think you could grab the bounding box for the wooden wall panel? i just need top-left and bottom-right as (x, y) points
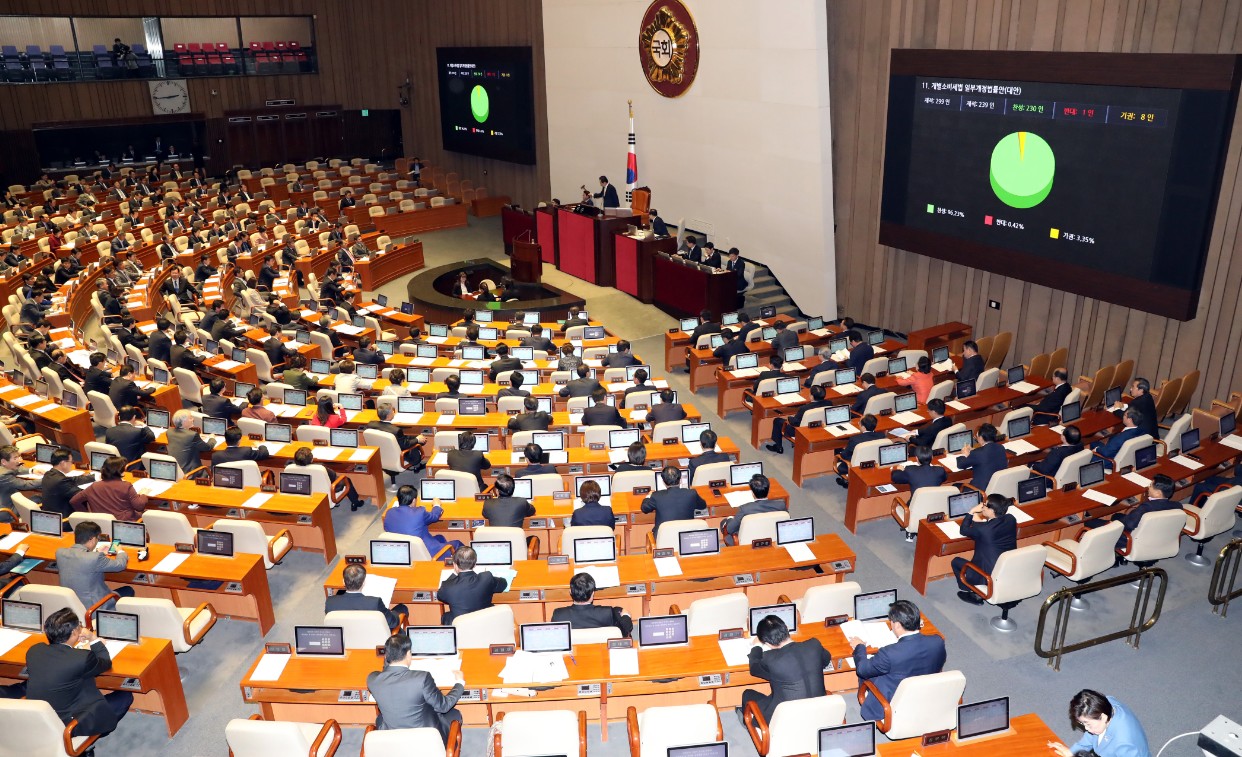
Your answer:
(0, 0), (549, 207)
(827, 0), (1242, 408)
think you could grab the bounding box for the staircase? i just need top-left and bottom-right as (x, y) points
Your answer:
(744, 263), (800, 318)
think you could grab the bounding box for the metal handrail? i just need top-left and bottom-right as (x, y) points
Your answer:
(1035, 567), (1167, 671)
(1208, 538), (1242, 617)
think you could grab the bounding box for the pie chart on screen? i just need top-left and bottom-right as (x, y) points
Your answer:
(990, 131), (1055, 209)
(471, 85), (490, 123)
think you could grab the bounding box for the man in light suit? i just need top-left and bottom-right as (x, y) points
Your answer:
(592, 175), (620, 208)
(721, 474), (785, 545)
(551, 572), (633, 637)
(327, 564), (407, 630)
(367, 633), (464, 739)
(952, 493), (1018, 604)
(56, 521), (135, 612)
(437, 546), (507, 624)
(26, 608), (132, 738)
(166, 409), (216, 474)
(742, 614), (833, 724)
(851, 600), (946, 722)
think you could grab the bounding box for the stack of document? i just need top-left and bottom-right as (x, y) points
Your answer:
(653, 556), (682, 577)
(730, 367), (761, 379)
(936, 520), (963, 539)
(1082, 489), (1116, 505)
(250, 653), (291, 682)
(311, 448), (340, 461)
(1122, 471), (1153, 488)
(783, 542), (816, 563)
(1007, 506), (1033, 524)
(775, 394), (805, 405)
(1219, 434), (1242, 451)
(1170, 455), (1204, 471)
(1002, 439), (1039, 455)
(783, 362), (806, 372)
(0, 628), (30, 656)
(1008, 380), (1039, 393)
(577, 564), (620, 589)
(132, 479), (176, 497)
(360, 574), (398, 605)
(939, 456), (963, 473)
(946, 400), (971, 411)
(499, 650), (569, 684)
(932, 359), (955, 372)
(827, 423), (861, 438)
(408, 657), (462, 687)
(488, 567), (518, 591)
(833, 384), (862, 395)
(890, 411), (924, 426)
(723, 490), (755, 508)
(839, 619), (898, 648)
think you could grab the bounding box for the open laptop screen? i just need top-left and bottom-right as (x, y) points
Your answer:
(854, 589), (897, 621)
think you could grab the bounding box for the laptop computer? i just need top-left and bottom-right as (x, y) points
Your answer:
(407, 626), (458, 657)
(853, 589), (897, 621)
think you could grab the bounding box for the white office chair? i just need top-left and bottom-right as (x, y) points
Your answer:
(14, 585), (103, 630)
(690, 461), (732, 488)
(324, 610), (394, 649)
(495, 710), (587, 757)
(794, 581), (860, 623)
(652, 519), (711, 552)
(861, 670), (967, 740)
(236, 417), (267, 438)
(983, 465), (1031, 500)
(736, 511), (790, 546)
(560, 525), (615, 558)
(1100, 433), (1154, 472)
(211, 519), (292, 569)
(217, 460), (264, 489)
(173, 367), (204, 405)
(1050, 448), (1094, 489)
(362, 724), (460, 757)
(141, 509), (196, 545)
(569, 626), (623, 646)
(115, 597), (217, 653)
(612, 469), (657, 494)
(682, 592), (749, 636)
(0, 699), (102, 757)
(927, 380), (954, 404)
(86, 390), (117, 429)
(520, 473), (565, 498)
(744, 695), (847, 757)
(932, 422), (968, 452)
(892, 485), (957, 538)
(1044, 521), (1124, 611)
(473, 526), (532, 562)
(452, 605), (515, 649)
(225, 716), (342, 757)
(362, 429), (414, 483)
(976, 367), (1001, 391)
(627, 703), (722, 757)
(11, 492), (41, 524)
(860, 391), (896, 416)
(436, 469), (481, 499)
(651, 420), (690, 443)
(1183, 486), (1242, 566)
(960, 544), (1048, 631)
(295, 425), (332, 445)
(67, 512), (115, 534)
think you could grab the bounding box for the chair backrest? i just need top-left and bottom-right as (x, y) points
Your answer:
(861, 356), (889, 377)
(115, 596), (205, 653)
(862, 391), (896, 416)
(987, 544), (1047, 604)
(295, 425), (331, 444)
(325, 610), (392, 649)
(87, 390), (117, 428)
(1000, 406), (1033, 431)
(612, 469), (658, 494)
(1053, 448), (1094, 488)
(1161, 414), (1192, 453)
(1082, 364), (1115, 409)
(1192, 486), (1242, 540)
(986, 465), (1030, 499)
(583, 425), (622, 447)
(655, 519), (711, 551)
(685, 592), (749, 636)
(885, 670), (968, 740)
(502, 710), (582, 757)
(795, 582), (860, 623)
(521, 473), (564, 497)
(976, 367), (1000, 391)
(173, 367), (204, 404)
(1049, 346), (1069, 375)
(361, 429), (407, 475)
(690, 461), (732, 488)
(932, 422), (967, 452)
(736, 510), (790, 545)
(217, 460), (262, 488)
(377, 530), (434, 562)
(1112, 433), (1154, 471)
(0, 699), (79, 757)
(67, 512), (115, 534)
(927, 379), (954, 404)
(1063, 521), (1125, 581)
(985, 331), (1012, 370)
(363, 727), (446, 756)
(11, 492), (41, 523)
(473, 526), (524, 563)
(436, 469), (480, 499)
(651, 420), (690, 443)
(1170, 370), (1200, 417)
(225, 718), (317, 755)
(1126, 509), (1189, 562)
(848, 439), (889, 467)
(569, 626), (623, 646)
(902, 485), (958, 533)
(766, 695), (848, 757)
(1111, 359), (1134, 392)
(142, 509), (195, 544)
(15, 585), (85, 624)
(452, 605), (515, 648)
(1153, 377), (1182, 421)
(211, 519), (275, 566)
(636, 703), (720, 757)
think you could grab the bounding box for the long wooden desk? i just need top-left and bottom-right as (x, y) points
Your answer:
(652, 253), (738, 320)
(424, 437), (742, 473)
(369, 202), (469, 237)
(0, 378), (96, 462)
(355, 241), (425, 292)
(879, 713), (1059, 755)
(664, 315), (797, 375)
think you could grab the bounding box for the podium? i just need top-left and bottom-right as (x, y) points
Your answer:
(535, 206), (559, 265)
(556, 207), (637, 287)
(652, 253), (739, 318)
(511, 238), (542, 284)
(614, 232), (676, 303)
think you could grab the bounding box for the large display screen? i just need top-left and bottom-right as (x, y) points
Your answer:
(880, 50), (1241, 320)
(436, 46), (536, 165)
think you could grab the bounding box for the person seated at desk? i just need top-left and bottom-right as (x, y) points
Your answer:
(1089, 473), (1184, 553)
(603, 442), (647, 474)
(896, 356), (935, 405)
(688, 429), (730, 483)
(559, 364), (603, 399)
(113, 316), (148, 352)
(648, 388), (688, 424)
(308, 396), (347, 429)
(209, 305), (245, 344)
(721, 473), (783, 546)
(622, 370), (656, 409)
(504, 397), (551, 433)
(1031, 369), (1072, 425)
(514, 443), (557, 477)
(447, 431), (491, 489)
(70, 456), (148, 522)
(1121, 378), (1159, 438)
(850, 599), (946, 722)
(552, 572), (634, 637)
(767, 320), (798, 355)
(909, 398), (952, 450)
(687, 309), (721, 350)
(108, 363), (155, 413)
(842, 329), (874, 376)
(452, 271), (472, 298)
(482, 474), (535, 528)
(956, 340), (984, 384)
(39, 448), (96, 520)
(952, 493), (1018, 604)
(1049, 689), (1150, 757)
(850, 373), (887, 415)
(28, 335), (54, 371)
(334, 360), (366, 396)
(368, 633), (465, 740)
(1091, 408), (1145, 471)
(241, 388), (277, 423)
(438, 546), (507, 624)
(167, 409), (216, 474)
(555, 342), (583, 374)
(366, 404), (426, 470)
(0, 445), (37, 522)
(260, 325), (295, 368)
(105, 406), (155, 464)
(741, 613), (832, 726)
(956, 423), (1008, 492)
(891, 445), (947, 501)
(352, 337), (384, 366)
(195, 254), (217, 284)
(148, 318), (174, 365)
(211, 426), (269, 467)
(603, 340), (641, 369)
(255, 257), (278, 293)
(639, 465), (706, 537)
(81, 352), (113, 396)
(570, 478), (614, 529)
(679, 235), (703, 263)
(289, 447), (365, 511)
(497, 371), (530, 399)
(19, 290), (51, 326)
(439, 374), (463, 401)
(268, 297), (294, 327)
(752, 353), (789, 394)
(275, 354), (319, 391)
(488, 344), (523, 382)
(1033, 425), (1084, 478)
(520, 330), (556, 354)
(699, 241), (722, 269)
(26, 608), (133, 741)
(713, 328), (749, 365)
(170, 330), (206, 372)
(57, 521), (135, 612)
(327, 563), (407, 631)
(583, 387), (626, 428)
(767, 383), (832, 454)
(834, 414), (885, 487)
(647, 208), (669, 237)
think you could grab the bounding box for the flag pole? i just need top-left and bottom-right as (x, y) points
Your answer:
(626, 99), (637, 205)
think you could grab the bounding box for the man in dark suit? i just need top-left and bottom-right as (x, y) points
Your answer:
(769, 320), (798, 354)
(148, 319), (174, 365)
(1033, 425), (1084, 478)
(835, 414), (886, 486)
(845, 329), (875, 376)
(891, 445), (948, 498)
(39, 448), (96, 519)
(558, 364), (603, 399)
(647, 389), (688, 424)
(513, 444), (557, 477)
(326, 564), (407, 630)
(648, 208), (669, 237)
(602, 339), (640, 369)
(767, 384), (833, 454)
(850, 373), (888, 415)
(910, 399), (953, 450)
(169, 330), (206, 372)
(1104, 474), (1184, 550)
(582, 388), (626, 428)
(722, 474), (784, 545)
(105, 407), (156, 464)
(365, 405), (426, 468)
(742, 614), (833, 725)
(952, 493), (1019, 604)
(641, 466), (706, 538)
(507, 397), (553, 432)
(956, 340), (985, 384)
(1092, 408), (1146, 470)
(446, 431), (491, 489)
(481, 474), (535, 528)
(753, 354), (790, 394)
(437, 546), (508, 624)
(569, 479), (615, 529)
(202, 378), (242, 422)
(195, 254), (217, 284)
(687, 309), (720, 350)
(1032, 369), (1073, 424)
(621, 370), (656, 408)
(551, 572), (634, 636)
(83, 353), (113, 396)
(487, 344), (524, 382)
(211, 426), (270, 467)
(108, 363), (155, 410)
(368, 635), (465, 740)
(26, 608), (132, 738)
(713, 329), (749, 365)
(261, 326), (295, 367)
(679, 236), (702, 262)
(687, 429), (729, 485)
(851, 600), (946, 721)
(609, 442), (650, 473)
(1125, 378), (1160, 438)
(591, 175), (620, 208)
(352, 337), (384, 366)
(725, 248), (746, 299)
(956, 423), (1008, 492)
(700, 242), (722, 269)
(161, 269), (199, 307)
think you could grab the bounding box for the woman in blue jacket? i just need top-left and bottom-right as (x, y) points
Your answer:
(1049, 689), (1150, 757)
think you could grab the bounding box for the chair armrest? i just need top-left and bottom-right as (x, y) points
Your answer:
(360, 725), (375, 757)
(327, 473), (349, 505)
(0, 574), (27, 597)
(1212, 399), (1238, 412)
(184, 465), (210, 480)
(958, 561), (993, 600)
(743, 699), (770, 756)
(446, 718), (463, 757)
(1042, 541), (1078, 577)
(644, 531), (655, 554)
(1153, 440), (1167, 456)
(668, 603), (681, 615)
(261, 469), (275, 486)
(891, 496), (910, 528)
(1183, 506), (1202, 536)
(1115, 530), (1134, 556)
(858, 679), (893, 732)
(958, 483), (983, 495)
(123, 459), (145, 471)
(85, 592), (121, 630)
(309, 719), (341, 757)
(627, 706), (641, 757)
(576, 710), (588, 757)
(525, 535), (540, 560)
(432, 544), (454, 561)
(394, 610), (408, 631)
(776, 593), (791, 604)
(63, 718), (100, 757)
(267, 528), (293, 564)
(182, 602), (217, 646)
(1031, 410), (1061, 421)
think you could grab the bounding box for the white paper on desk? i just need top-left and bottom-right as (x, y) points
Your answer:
(723, 490), (755, 508)
(578, 564), (620, 590)
(151, 553), (190, 573)
(832, 350), (849, 362)
(131, 479), (175, 498)
(240, 493), (274, 510)
(840, 619), (898, 649)
(277, 406), (302, 418)
(810, 328), (832, 338)
(1171, 455), (1205, 471)
(101, 639), (130, 661)
(55, 338), (77, 349)
(876, 484), (898, 494)
(828, 423), (861, 438)
(833, 383), (862, 396)
(488, 567), (517, 592)
(427, 336), (448, 345)
(10, 394), (40, 407)
(652, 380), (669, 389)
(566, 413), (584, 425)
(500, 650), (569, 684)
(1082, 489), (1116, 505)
(0, 385), (23, 397)
(946, 400), (970, 411)
(361, 573), (398, 606)
(730, 367), (760, 379)
(936, 520), (963, 539)
(439, 568), (456, 585)
(776, 394), (805, 405)
(890, 411), (923, 426)
(653, 556), (682, 577)
(939, 456), (963, 473)
(1123, 472), (1153, 488)
(608, 448), (629, 464)
(1008, 380), (1039, 394)
(783, 542), (816, 563)
(0, 627), (30, 656)
(336, 325), (364, 336)
(931, 360), (954, 372)
(1008, 506), (1033, 524)
(311, 448), (340, 461)
(1219, 434), (1242, 450)
(783, 362), (806, 373)
(408, 657), (462, 688)
(349, 448), (371, 462)
(1049, 424), (1066, 435)
(214, 359), (242, 371)
(0, 531), (30, 550)
(430, 452), (448, 467)
(719, 636), (755, 666)
(250, 653), (291, 682)
(609, 647), (639, 676)
(1003, 439), (1039, 456)
(393, 413), (426, 425)
(629, 410), (648, 422)
(888, 428), (914, 441)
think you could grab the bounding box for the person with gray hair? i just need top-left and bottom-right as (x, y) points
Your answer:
(165, 409), (216, 473)
(325, 563), (407, 630)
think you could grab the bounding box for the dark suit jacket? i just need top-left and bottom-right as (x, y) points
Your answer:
(647, 403), (687, 424)
(602, 353), (639, 369)
(149, 331), (173, 363)
(211, 444), (270, 466)
(748, 638), (833, 722)
(1114, 498), (1182, 548)
(446, 449), (491, 488)
(263, 337), (292, 366)
(841, 430), (887, 462)
(559, 378), (603, 398)
(83, 367), (112, 395)
(482, 497), (535, 528)
(40, 468), (96, 519)
(891, 464), (948, 495)
(851, 385), (887, 415)
(641, 487), (706, 536)
(488, 357), (524, 382)
(366, 666), (463, 733)
(570, 501), (616, 529)
(108, 377), (153, 409)
(1034, 382), (1073, 415)
(688, 321), (721, 348)
(910, 416), (953, 450)
(959, 513), (1018, 576)
(957, 442), (1008, 491)
(725, 498), (784, 537)
(1093, 426), (1145, 468)
(803, 361), (835, 388)
(594, 184), (620, 207)
(202, 393), (241, 420)
(714, 340), (749, 364)
(167, 427), (215, 473)
(354, 348), (384, 366)
(170, 344), (205, 371)
(582, 404), (626, 428)
(1033, 444), (1084, 477)
(854, 632), (947, 722)
(622, 383), (656, 407)
(25, 641), (119, 736)
(365, 420), (416, 451)
(770, 329), (798, 354)
(438, 570), (507, 623)
(514, 463), (558, 477)
(551, 603), (634, 637)
(957, 354), (985, 383)
(788, 400), (833, 428)
(752, 369), (788, 394)
(104, 423), (155, 463)
(848, 342), (875, 376)
(1128, 392), (1159, 437)
(507, 412), (553, 432)
(688, 450), (730, 484)
(326, 590), (401, 629)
